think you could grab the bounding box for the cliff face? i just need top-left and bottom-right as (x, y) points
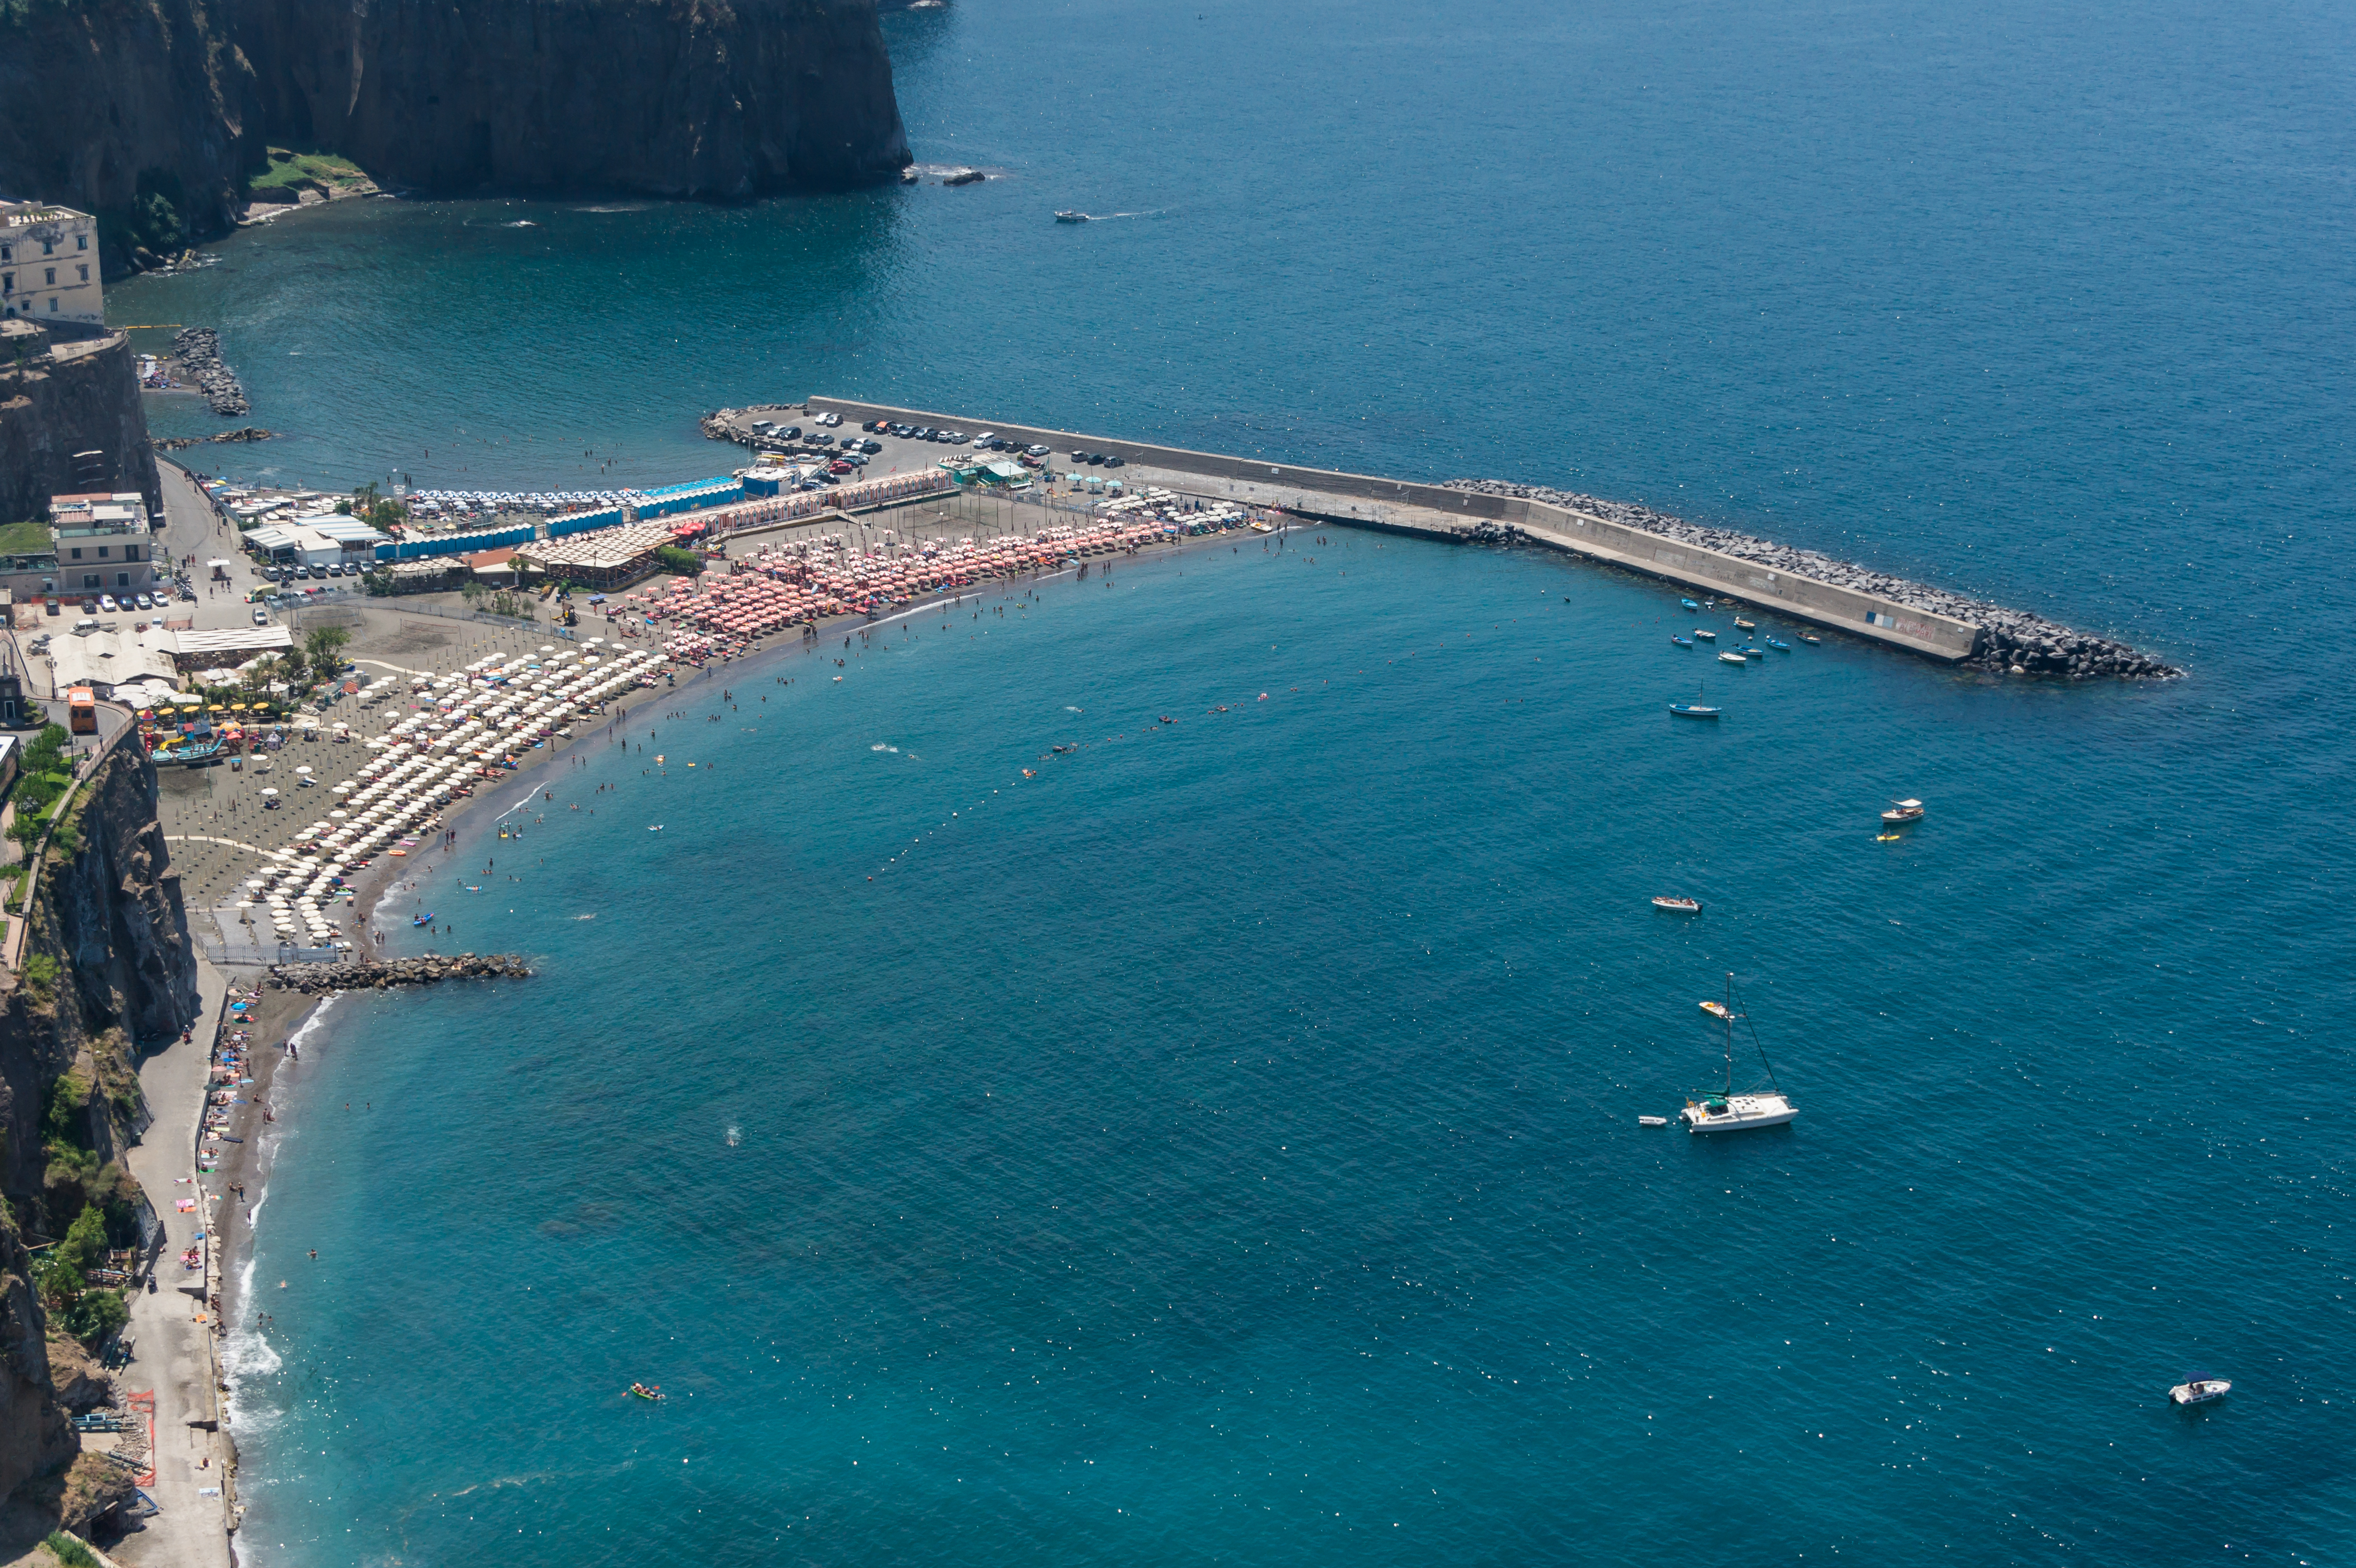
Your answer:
(241, 0), (910, 197)
(0, 0), (258, 245)
(0, 331), (163, 524)
(47, 745), (202, 1051)
(0, 743), (200, 1503)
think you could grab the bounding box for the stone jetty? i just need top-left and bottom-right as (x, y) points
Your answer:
(263, 954), (532, 993)
(1446, 478), (2182, 680)
(170, 327), (249, 417)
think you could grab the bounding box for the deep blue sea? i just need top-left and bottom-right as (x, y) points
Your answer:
(116, 0), (2356, 1561)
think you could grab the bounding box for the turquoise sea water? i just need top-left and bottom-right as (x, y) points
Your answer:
(122, 0), (2356, 1560)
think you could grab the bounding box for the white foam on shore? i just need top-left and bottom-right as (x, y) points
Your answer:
(221, 993), (339, 1438)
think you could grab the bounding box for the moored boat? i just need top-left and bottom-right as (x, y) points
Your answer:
(1798, 633), (1822, 645)
(1718, 651), (1748, 664)
(2169, 1378), (2230, 1406)
(1651, 896), (1702, 912)
(1680, 975), (1798, 1133)
(1881, 798), (1926, 825)
(1671, 634), (1694, 647)
(1733, 617), (1755, 631)
(1679, 597), (1699, 611)
(1694, 629), (1717, 642)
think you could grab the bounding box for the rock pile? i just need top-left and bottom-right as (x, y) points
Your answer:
(170, 327), (249, 417)
(263, 953), (531, 993)
(1447, 478), (2181, 680)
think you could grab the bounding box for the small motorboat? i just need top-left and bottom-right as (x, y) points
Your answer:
(1733, 617), (1755, 631)
(1679, 597), (1699, 611)
(1652, 896), (1702, 912)
(629, 1383), (665, 1401)
(2170, 1378), (2230, 1406)
(1799, 633), (1822, 645)
(1765, 636), (1791, 651)
(411, 913), (434, 927)
(1881, 798), (1926, 825)
(1671, 634), (1694, 648)
(1740, 646), (1768, 660)
(1638, 1115), (1670, 1127)
(1694, 629), (1717, 642)
(1700, 1001), (1732, 1021)
(1054, 210), (1091, 223)
(1718, 651), (1748, 664)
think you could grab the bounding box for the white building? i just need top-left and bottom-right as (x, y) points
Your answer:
(50, 491), (158, 598)
(0, 201), (103, 325)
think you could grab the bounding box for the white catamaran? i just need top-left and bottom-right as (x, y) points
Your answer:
(1680, 973), (1799, 1133)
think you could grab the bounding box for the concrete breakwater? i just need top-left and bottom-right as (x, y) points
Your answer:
(1447, 479), (2179, 681)
(170, 327), (249, 417)
(797, 397), (2173, 677)
(264, 953), (532, 993)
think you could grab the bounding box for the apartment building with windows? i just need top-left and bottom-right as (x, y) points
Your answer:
(0, 201), (103, 325)
(49, 492), (157, 599)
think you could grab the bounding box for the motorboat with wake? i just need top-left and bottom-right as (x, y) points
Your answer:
(1055, 211), (1092, 223)
(1679, 974), (1798, 1133)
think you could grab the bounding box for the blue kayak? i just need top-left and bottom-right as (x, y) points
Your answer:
(1679, 597), (1699, 611)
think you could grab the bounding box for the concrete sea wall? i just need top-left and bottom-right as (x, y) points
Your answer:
(797, 397), (1985, 662)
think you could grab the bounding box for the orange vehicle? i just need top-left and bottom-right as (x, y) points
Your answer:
(67, 687), (96, 735)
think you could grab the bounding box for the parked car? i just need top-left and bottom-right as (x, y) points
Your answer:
(252, 608), (269, 625)
(1104, 455), (1126, 468)
(1026, 444), (1051, 457)
(829, 460), (854, 475)
(859, 439), (882, 454)
(100, 595), (118, 612)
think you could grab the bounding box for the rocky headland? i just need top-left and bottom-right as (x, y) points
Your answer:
(0, 0), (911, 273)
(1448, 478), (2181, 680)
(0, 323), (163, 523)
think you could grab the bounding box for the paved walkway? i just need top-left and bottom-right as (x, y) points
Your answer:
(108, 956), (237, 1568)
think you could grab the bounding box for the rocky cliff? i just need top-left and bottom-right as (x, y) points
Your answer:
(0, 0), (258, 249)
(0, 327), (163, 524)
(241, 0), (909, 197)
(0, 0), (909, 270)
(0, 742), (200, 1504)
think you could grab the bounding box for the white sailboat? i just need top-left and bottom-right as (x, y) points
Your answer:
(1680, 973), (1799, 1133)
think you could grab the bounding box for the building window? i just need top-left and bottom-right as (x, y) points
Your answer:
(75, 234), (88, 251)
(0, 245), (10, 262)
(69, 547), (81, 560)
(76, 265), (88, 283)
(48, 298), (58, 313)
(82, 574), (99, 589)
(44, 268), (55, 286)
(125, 545), (139, 561)
(41, 240), (53, 256)
(96, 546), (109, 558)
(116, 572), (129, 587)
(2, 273), (11, 292)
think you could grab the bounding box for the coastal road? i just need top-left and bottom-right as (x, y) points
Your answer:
(111, 955), (237, 1568)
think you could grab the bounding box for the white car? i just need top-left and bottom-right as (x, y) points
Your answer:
(252, 608), (269, 625)
(100, 595), (118, 613)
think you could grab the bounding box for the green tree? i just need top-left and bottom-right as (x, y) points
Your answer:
(304, 625), (352, 669)
(654, 545), (704, 576)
